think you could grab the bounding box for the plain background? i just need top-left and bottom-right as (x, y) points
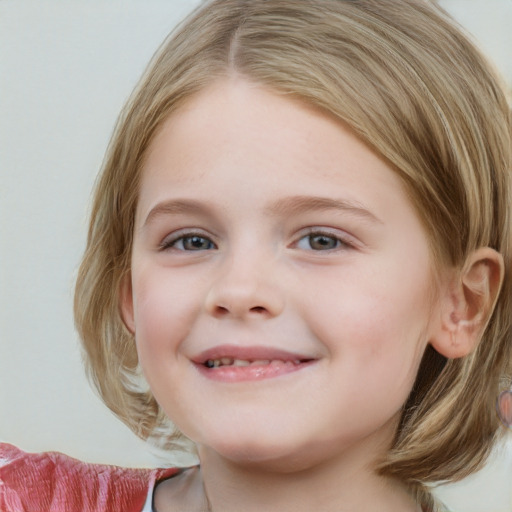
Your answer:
(1, 1), (511, 510)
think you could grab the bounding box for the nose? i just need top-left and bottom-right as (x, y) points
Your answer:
(204, 250), (285, 320)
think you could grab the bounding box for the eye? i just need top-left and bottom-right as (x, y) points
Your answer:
(161, 233), (216, 251)
(295, 232), (350, 251)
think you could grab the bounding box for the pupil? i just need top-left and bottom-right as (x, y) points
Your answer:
(310, 235), (336, 250)
(186, 236), (210, 250)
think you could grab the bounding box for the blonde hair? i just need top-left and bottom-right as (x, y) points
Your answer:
(74, 0), (512, 506)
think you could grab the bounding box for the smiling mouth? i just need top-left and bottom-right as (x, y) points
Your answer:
(193, 346), (317, 382)
(204, 358), (306, 368)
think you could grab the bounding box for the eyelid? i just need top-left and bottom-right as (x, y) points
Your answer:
(292, 227), (358, 250)
(159, 228), (217, 251)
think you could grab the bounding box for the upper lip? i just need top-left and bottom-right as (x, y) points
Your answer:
(191, 344), (316, 364)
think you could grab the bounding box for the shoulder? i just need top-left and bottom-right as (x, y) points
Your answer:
(0, 442), (178, 512)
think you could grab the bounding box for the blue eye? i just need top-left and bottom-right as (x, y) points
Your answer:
(163, 234), (215, 251)
(296, 233), (347, 251)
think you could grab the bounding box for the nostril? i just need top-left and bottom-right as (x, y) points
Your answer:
(250, 306), (267, 314)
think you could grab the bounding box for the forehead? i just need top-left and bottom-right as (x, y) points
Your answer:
(141, 79), (397, 192)
(136, 78), (423, 237)
(143, 79), (345, 177)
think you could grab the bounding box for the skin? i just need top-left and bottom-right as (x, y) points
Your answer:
(120, 77), (491, 511)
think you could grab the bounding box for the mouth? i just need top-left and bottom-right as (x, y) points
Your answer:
(192, 345), (317, 382)
(204, 357), (306, 368)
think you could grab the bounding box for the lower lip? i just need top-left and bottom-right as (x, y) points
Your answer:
(194, 360), (315, 382)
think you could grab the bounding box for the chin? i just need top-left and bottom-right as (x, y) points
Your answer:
(201, 433), (336, 474)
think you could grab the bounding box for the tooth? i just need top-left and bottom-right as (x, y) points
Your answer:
(294, 360), (301, 365)
(220, 357), (232, 366)
(233, 359), (250, 367)
(270, 360), (284, 366)
(251, 360), (270, 366)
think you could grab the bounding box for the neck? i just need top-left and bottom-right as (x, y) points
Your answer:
(197, 429), (420, 512)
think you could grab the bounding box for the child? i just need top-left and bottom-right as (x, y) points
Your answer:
(4, 0), (511, 511)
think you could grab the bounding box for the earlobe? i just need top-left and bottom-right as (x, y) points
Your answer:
(431, 247), (504, 359)
(119, 273), (136, 334)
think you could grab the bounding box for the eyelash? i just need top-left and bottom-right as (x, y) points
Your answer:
(159, 232), (217, 252)
(294, 230), (354, 252)
(159, 228), (354, 253)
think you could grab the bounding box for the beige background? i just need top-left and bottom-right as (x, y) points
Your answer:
(1, 1), (511, 510)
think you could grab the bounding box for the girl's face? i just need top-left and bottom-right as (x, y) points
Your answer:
(122, 78), (444, 470)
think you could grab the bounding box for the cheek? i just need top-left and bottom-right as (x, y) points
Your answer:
(131, 267), (202, 363)
(302, 261), (433, 381)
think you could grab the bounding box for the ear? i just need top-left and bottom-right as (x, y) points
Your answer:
(119, 272), (136, 334)
(430, 247), (504, 359)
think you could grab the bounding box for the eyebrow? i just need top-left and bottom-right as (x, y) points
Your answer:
(143, 199), (210, 227)
(267, 195), (382, 224)
(143, 195), (382, 227)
